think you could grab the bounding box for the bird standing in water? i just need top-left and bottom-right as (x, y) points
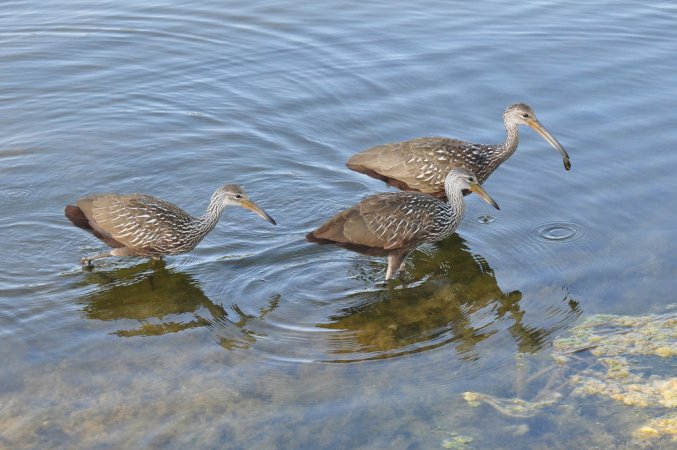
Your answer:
(65, 184), (276, 267)
(307, 168), (499, 281)
(346, 103), (570, 198)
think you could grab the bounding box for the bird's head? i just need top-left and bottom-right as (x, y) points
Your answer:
(505, 103), (571, 171)
(215, 184), (277, 225)
(445, 168), (500, 210)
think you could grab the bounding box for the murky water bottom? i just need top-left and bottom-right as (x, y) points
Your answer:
(1, 0), (676, 448)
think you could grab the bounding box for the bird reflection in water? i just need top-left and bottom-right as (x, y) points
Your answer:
(79, 260), (279, 348)
(321, 234), (581, 361)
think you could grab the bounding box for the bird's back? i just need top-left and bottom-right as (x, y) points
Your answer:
(346, 137), (496, 196)
(308, 191), (456, 254)
(75, 194), (198, 255)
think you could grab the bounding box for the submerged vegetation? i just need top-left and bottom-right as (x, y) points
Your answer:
(461, 310), (677, 446)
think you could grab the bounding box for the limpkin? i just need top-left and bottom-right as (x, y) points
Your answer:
(65, 184), (276, 266)
(307, 168), (499, 281)
(346, 103), (570, 198)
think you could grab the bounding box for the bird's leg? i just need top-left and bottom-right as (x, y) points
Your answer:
(81, 251), (113, 267)
(385, 251), (409, 281)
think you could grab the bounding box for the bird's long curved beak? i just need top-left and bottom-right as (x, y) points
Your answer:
(528, 119), (571, 171)
(241, 199), (277, 225)
(469, 183), (500, 210)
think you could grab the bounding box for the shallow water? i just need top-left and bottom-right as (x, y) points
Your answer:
(1, 0), (676, 448)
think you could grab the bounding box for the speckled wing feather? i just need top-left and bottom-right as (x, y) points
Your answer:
(310, 192), (442, 250)
(76, 194), (193, 255)
(346, 137), (464, 195)
(347, 137), (493, 196)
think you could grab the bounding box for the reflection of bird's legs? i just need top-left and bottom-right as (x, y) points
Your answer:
(150, 256), (163, 267)
(81, 251), (113, 267)
(534, 354), (602, 402)
(515, 353), (527, 399)
(534, 367), (569, 402)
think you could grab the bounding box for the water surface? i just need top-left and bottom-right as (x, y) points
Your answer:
(1, 1), (676, 448)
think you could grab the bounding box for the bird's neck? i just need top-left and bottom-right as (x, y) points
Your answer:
(196, 197), (226, 236)
(445, 183), (466, 221)
(484, 121), (520, 177)
(500, 121), (520, 158)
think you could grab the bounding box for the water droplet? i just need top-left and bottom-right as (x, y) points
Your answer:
(475, 215), (495, 224)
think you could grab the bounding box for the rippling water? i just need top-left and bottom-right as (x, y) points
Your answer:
(1, 0), (676, 448)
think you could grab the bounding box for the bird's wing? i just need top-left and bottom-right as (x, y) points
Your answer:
(77, 194), (191, 252)
(346, 137), (469, 195)
(310, 192), (440, 250)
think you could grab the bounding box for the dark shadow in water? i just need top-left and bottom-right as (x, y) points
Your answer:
(321, 234), (581, 362)
(79, 261), (279, 347)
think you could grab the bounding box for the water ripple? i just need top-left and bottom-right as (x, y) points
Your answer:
(2, 0), (676, 446)
(475, 214), (496, 224)
(527, 221), (588, 244)
(0, 186), (32, 199)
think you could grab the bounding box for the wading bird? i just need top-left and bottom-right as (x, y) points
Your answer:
(307, 168), (499, 280)
(346, 103), (570, 198)
(65, 184), (276, 266)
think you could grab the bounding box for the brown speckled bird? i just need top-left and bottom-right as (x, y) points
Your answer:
(346, 103), (570, 198)
(307, 168), (499, 281)
(65, 184), (276, 267)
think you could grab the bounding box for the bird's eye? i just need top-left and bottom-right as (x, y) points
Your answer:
(467, 177), (474, 183)
(521, 113), (530, 118)
(235, 194), (243, 199)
